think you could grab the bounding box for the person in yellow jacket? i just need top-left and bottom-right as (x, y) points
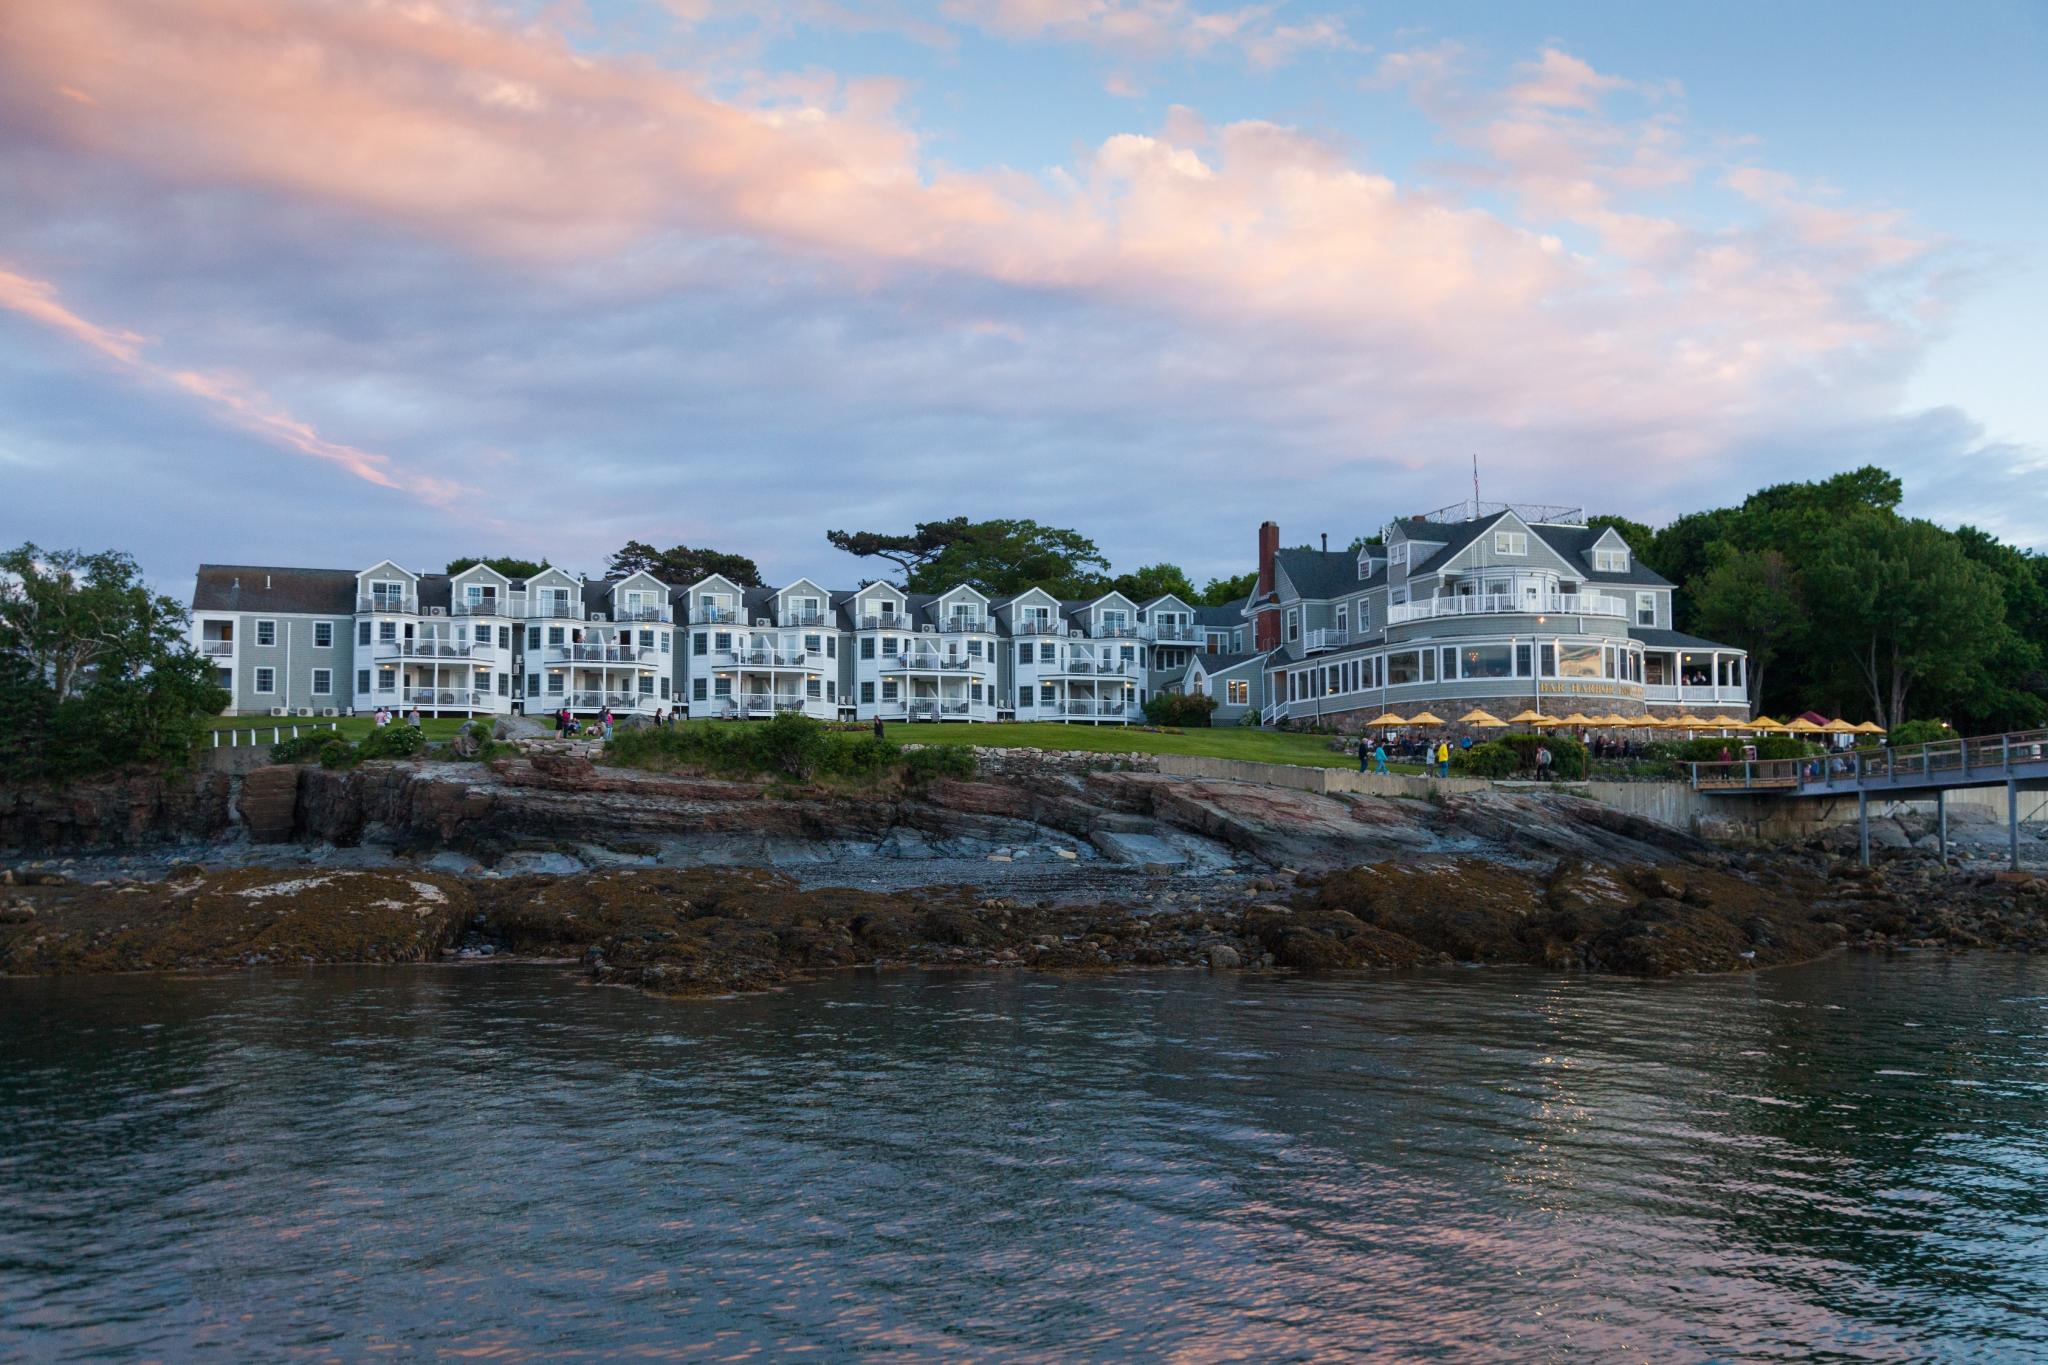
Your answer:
(1435, 740), (1451, 777)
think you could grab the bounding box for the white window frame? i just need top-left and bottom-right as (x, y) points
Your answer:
(1286, 609), (1300, 642)
(313, 621), (333, 648)
(1636, 592), (1657, 627)
(1598, 549), (1631, 573)
(311, 668), (333, 696)
(1388, 542), (1409, 570)
(255, 619), (277, 647)
(1494, 531), (1528, 556)
(253, 666), (276, 694)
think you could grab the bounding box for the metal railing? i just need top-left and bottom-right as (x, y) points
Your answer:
(613, 605), (672, 623)
(358, 595), (418, 614)
(1691, 729), (2048, 792)
(941, 617), (990, 633)
(1407, 499), (1585, 527)
(690, 607), (740, 625)
(780, 610), (828, 627)
(1151, 623), (1202, 643)
(550, 644), (656, 664)
(1093, 624), (1143, 639)
(398, 688), (491, 707)
(563, 691), (646, 709)
(738, 649), (808, 667)
(450, 600), (505, 617)
(378, 641), (486, 659)
(1388, 592), (1628, 625)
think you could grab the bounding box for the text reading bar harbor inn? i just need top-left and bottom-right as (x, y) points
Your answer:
(190, 500), (1750, 729)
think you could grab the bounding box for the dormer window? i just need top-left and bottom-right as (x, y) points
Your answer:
(1494, 531), (1528, 556)
(1595, 549), (1630, 573)
(1388, 543), (1409, 570)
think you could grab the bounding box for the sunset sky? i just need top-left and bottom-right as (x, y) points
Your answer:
(1, 0), (2042, 587)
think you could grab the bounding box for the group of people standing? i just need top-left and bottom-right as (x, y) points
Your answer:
(371, 706), (422, 728)
(1357, 732), (1555, 780)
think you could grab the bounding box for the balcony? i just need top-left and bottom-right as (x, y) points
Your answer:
(200, 640), (235, 657)
(397, 687), (491, 707)
(1304, 628), (1349, 653)
(1643, 683), (1749, 708)
(450, 600), (506, 617)
(738, 649), (809, 668)
(887, 654), (971, 672)
(549, 644), (656, 665)
(527, 600), (586, 620)
(780, 610), (828, 628)
(1051, 657), (1131, 676)
(379, 640), (490, 660)
(612, 605), (672, 623)
(1150, 623), (1202, 643)
(1093, 624), (1144, 640)
(854, 613), (906, 631)
(358, 595), (418, 614)
(690, 607), (741, 625)
(940, 617), (990, 633)
(1055, 699), (1134, 718)
(1387, 592), (1628, 626)
(560, 690), (649, 710)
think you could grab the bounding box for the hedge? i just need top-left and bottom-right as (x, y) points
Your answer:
(605, 711), (976, 783)
(1142, 693), (1218, 727)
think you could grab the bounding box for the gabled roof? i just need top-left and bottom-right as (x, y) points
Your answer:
(1629, 628), (1736, 651)
(1193, 602), (1245, 627)
(1272, 547), (1357, 603)
(448, 562), (512, 585)
(356, 558), (417, 582)
(776, 576), (831, 599)
(681, 572), (748, 597)
(607, 569), (668, 594)
(1532, 525), (1674, 587)
(1194, 651), (1259, 674)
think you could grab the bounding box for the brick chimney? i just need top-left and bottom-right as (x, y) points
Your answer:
(1254, 520), (1280, 652)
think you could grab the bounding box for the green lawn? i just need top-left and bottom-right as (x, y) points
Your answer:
(204, 715), (473, 744)
(875, 721), (1421, 770)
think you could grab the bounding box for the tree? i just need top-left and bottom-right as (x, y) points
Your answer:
(0, 545), (185, 700)
(1942, 527), (2048, 730)
(604, 540), (763, 588)
(445, 555), (548, 580)
(1199, 570), (1258, 607)
(1802, 517), (2005, 731)
(1585, 513), (1658, 567)
(1689, 548), (1805, 712)
(832, 518), (1110, 598)
(1111, 562), (1197, 604)
(0, 543), (226, 780)
(825, 518), (972, 584)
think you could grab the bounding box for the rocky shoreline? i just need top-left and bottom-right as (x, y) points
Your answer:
(3, 751), (2045, 995)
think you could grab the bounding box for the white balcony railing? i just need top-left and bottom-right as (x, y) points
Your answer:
(1304, 628), (1349, 653)
(561, 691), (648, 709)
(1387, 593), (1629, 626)
(450, 600), (506, 617)
(854, 613), (905, 631)
(780, 610), (828, 627)
(358, 595), (418, 614)
(527, 600), (586, 620)
(1151, 623), (1202, 643)
(1093, 624), (1144, 640)
(550, 644), (656, 665)
(738, 649), (808, 668)
(940, 617), (990, 633)
(200, 640), (235, 657)
(613, 605), (672, 623)
(888, 654), (972, 671)
(690, 607), (741, 625)
(397, 688), (491, 707)
(378, 640), (489, 660)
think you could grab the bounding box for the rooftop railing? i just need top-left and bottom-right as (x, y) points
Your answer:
(1404, 499), (1585, 527)
(1387, 592), (1627, 626)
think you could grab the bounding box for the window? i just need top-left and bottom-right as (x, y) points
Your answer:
(1514, 643), (1532, 677)
(525, 626), (539, 649)
(378, 667), (396, 691)
(881, 680), (899, 702)
(1441, 647), (1458, 680)
(547, 626), (564, 646)
(255, 620), (276, 646)
(1460, 646), (1514, 679)
(527, 672), (541, 696)
(356, 669), (371, 694)
(358, 621), (372, 646)
(1286, 609), (1300, 642)
(1039, 683), (1056, 706)
(967, 639), (982, 659)
(1636, 593), (1656, 627)
(882, 637), (899, 656)
(803, 633), (821, 653)
(640, 630), (654, 650)
(1017, 643), (1033, 665)
(827, 681), (836, 702)
(547, 674), (564, 695)
(714, 632), (731, 652)
(311, 668), (332, 695)
(1387, 651), (1420, 685)
(254, 666), (276, 694)
(1597, 549), (1631, 573)
(639, 675), (654, 696)
(826, 637), (836, 658)
(306, 621), (329, 648)
(861, 681), (875, 704)
(370, 580), (404, 609)
(1559, 643), (1603, 678)
(660, 633), (670, 654)
(1388, 542), (1409, 570)
(861, 637), (876, 660)
(498, 673), (511, 697)
(713, 677), (732, 698)
(1539, 644), (1557, 676)
(1494, 531), (1528, 556)
(692, 678), (708, 701)
(806, 679), (821, 700)
(1228, 679), (1249, 705)
(1335, 605), (1348, 633)
(693, 633), (708, 657)
(1018, 687), (1033, 708)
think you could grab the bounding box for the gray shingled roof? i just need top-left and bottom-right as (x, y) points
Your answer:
(1391, 513), (1672, 587)
(1195, 651), (1260, 674)
(1272, 547), (1359, 602)
(192, 565), (355, 615)
(1629, 628), (1735, 651)
(1193, 602), (1246, 627)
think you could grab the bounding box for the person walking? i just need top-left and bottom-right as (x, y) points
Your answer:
(872, 716), (886, 742)
(1358, 736), (1370, 773)
(1372, 741), (1389, 775)
(407, 704), (422, 728)
(1536, 744), (1552, 781)
(1436, 740), (1451, 778)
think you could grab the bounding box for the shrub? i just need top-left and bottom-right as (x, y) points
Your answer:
(1142, 693), (1218, 727)
(1495, 732), (1588, 780)
(901, 744), (977, 784)
(1450, 741), (1519, 778)
(1888, 719), (1950, 748)
(355, 723), (426, 762)
(270, 730), (351, 765)
(1665, 736), (1818, 763)
(604, 717), (974, 784)
(754, 710), (831, 779)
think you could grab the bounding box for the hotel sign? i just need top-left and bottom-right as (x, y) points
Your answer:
(1538, 681), (1629, 697)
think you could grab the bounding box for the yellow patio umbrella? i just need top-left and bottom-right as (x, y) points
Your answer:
(1363, 712), (1409, 728)
(1707, 714), (1747, 729)
(1749, 716), (1788, 732)
(1596, 713), (1640, 727)
(1558, 712), (1596, 728)
(1458, 708), (1507, 727)
(1821, 718), (1859, 734)
(1854, 720), (1886, 735)
(1529, 714), (1569, 728)
(1407, 711), (1447, 726)
(1783, 717), (1823, 734)
(1672, 712), (1709, 729)
(1507, 709), (1547, 725)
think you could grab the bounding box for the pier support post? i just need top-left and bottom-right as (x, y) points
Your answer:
(1858, 789), (1870, 868)
(1936, 788), (1947, 866)
(2012, 778), (2022, 872)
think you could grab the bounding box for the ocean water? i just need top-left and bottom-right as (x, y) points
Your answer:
(3, 955), (2045, 1359)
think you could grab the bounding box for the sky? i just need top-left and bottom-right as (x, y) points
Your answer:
(1, 0), (2043, 594)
